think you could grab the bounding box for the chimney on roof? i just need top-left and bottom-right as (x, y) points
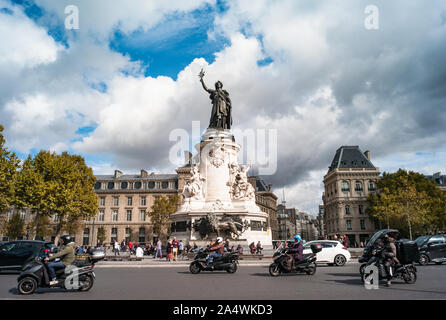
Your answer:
(268, 184), (273, 191)
(364, 150), (370, 161)
(141, 169), (148, 178)
(184, 151), (193, 165)
(114, 170), (123, 178)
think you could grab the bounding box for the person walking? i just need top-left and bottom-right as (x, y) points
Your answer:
(166, 239), (173, 262)
(256, 241), (263, 254)
(155, 238), (163, 259)
(114, 240), (120, 256)
(343, 234), (349, 248)
(178, 240), (184, 259)
(172, 237), (179, 261)
(236, 244), (243, 254)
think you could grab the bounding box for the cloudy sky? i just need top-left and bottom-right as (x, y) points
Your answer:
(1, 0), (446, 215)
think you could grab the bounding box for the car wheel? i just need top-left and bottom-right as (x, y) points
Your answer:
(334, 254), (346, 266)
(18, 277), (37, 295)
(269, 263), (281, 277)
(189, 262), (201, 274)
(419, 254), (429, 266)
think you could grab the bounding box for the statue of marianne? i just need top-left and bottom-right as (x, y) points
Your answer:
(199, 69), (232, 130)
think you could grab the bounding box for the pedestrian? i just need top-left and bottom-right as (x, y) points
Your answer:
(121, 240), (126, 252)
(166, 239), (173, 262)
(256, 241), (263, 254)
(172, 237), (179, 261)
(114, 240), (120, 256)
(249, 242), (256, 254)
(179, 240), (184, 258)
(192, 242), (198, 253)
(155, 238), (163, 259)
(128, 241), (133, 254)
(224, 238), (230, 252)
(136, 244), (144, 258)
(236, 244), (243, 254)
(343, 234), (349, 248)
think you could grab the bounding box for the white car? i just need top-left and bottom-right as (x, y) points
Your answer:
(303, 241), (351, 266)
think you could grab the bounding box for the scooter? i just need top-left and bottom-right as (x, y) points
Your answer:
(269, 243), (322, 276)
(189, 248), (239, 274)
(17, 249), (105, 295)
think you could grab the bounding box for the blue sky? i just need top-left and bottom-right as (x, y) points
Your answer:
(1, 0), (446, 214)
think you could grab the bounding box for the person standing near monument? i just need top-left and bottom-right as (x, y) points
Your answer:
(172, 237), (179, 261)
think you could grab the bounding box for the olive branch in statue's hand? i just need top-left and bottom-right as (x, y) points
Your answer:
(198, 68), (205, 79)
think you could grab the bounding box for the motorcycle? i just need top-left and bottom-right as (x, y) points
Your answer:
(269, 243), (322, 276)
(189, 248), (239, 274)
(360, 244), (417, 285)
(17, 249), (105, 295)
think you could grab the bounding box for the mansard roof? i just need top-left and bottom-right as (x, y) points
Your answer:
(328, 146), (375, 172)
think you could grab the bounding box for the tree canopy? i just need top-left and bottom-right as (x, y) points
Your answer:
(367, 169), (446, 239)
(148, 195), (179, 240)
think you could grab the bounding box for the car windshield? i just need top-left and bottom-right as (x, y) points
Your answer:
(415, 235), (430, 247)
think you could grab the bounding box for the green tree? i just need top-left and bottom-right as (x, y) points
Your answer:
(13, 151), (98, 243)
(0, 125), (20, 215)
(2, 212), (25, 240)
(27, 215), (53, 240)
(367, 169), (445, 238)
(97, 227), (106, 245)
(148, 195), (179, 241)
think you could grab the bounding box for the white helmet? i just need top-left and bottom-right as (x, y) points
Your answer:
(216, 237), (223, 243)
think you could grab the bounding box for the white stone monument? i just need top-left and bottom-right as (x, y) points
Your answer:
(170, 70), (272, 246)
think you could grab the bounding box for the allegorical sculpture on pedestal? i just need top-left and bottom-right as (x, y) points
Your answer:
(170, 69), (272, 246)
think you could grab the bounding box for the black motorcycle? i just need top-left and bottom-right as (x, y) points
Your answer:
(269, 243), (322, 277)
(17, 249), (105, 295)
(189, 248), (239, 274)
(360, 244), (417, 285)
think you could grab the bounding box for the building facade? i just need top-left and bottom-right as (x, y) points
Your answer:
(276, 204), (318, 241)
(0, 167), (278, 245)
(322, 146), (380, 247)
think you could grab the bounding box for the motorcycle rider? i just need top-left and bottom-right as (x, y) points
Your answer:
(287, 235), (304, 269)
(44, 235), (76, 286)
(382, 234), (400, 287)
(206, 237), (225, 265)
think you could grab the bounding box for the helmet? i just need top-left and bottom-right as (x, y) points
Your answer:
(216, 237), (223, 243)
(293, 235), (301, 242)
(60, 235), (73, 246)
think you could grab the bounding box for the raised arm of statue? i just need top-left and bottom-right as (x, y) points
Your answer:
(199, 69), (212, 93)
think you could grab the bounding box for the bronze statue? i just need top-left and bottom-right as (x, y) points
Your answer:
(199, 69), (232, 130)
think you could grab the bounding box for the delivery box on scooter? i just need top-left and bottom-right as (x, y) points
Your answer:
(396, 240), (420, 264)
(310, 243), (322, 254)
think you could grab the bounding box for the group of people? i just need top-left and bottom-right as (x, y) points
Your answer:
(113, 240), (144, 257)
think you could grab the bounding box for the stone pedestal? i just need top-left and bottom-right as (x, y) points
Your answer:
(170, 128), (272, 246)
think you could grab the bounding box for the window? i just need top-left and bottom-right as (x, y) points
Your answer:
(141, 197), (146, 206)
(134, 181), (142, 189)
(20, 210), (26, 220)
(112, 210), (118, 221)
(360, 219), (366, 230)
(94, 182), (101, 190)
(126, 210), (132, 221)
(148, 181), (155, 189)
(162, 181), (168, 189)
(125, 228), (131, 243)
(140, 210), (146, 221)
(169, 181), (175, 189)
(83, 228), (90, 245)
(368, 181), (376, 192)
(111, 228), (117, 243)
(345, 205), (350, 215)
(98, 210), (105, 221)
(355, 181), (363, 192)
(127, 197), (133, 206)
(54, 214), (59, 222)
(359, 205), (365, 215)
(100, 197), (105, 206)
(428, 235), (446, 245)
(341, 181), (350, 192)
(121, 181), (128, 189)
(113, 197), (119, 206)
(139, 228), (145, 243)
(346, 220), (352, 230)
(107, 182), (114, 190)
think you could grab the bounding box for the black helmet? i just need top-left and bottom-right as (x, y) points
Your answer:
(61, 235), (73, 246)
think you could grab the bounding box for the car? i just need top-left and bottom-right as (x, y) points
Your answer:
(0, 240), (54, 272)
(415, 234), (446, 265)
(303, 240), (351, 266)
